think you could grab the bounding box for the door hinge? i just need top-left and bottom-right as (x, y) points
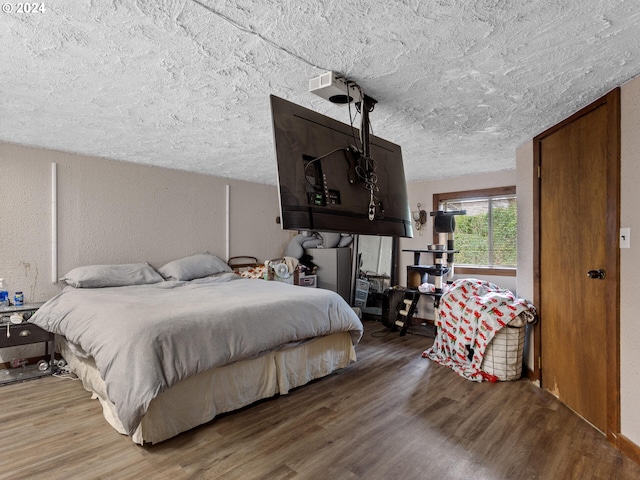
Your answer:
(538, 356), (542, 370)
(537, 165), (541, 178)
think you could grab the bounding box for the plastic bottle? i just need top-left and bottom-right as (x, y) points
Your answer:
(0, 278), (8, 307)
(14, 291), (23, 306)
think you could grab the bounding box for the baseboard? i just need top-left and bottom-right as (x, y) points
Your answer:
(525, 365), (539, 384)
(618, 434), (640, 465)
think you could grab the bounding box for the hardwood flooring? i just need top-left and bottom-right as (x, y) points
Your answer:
(0, 320), (639, 480)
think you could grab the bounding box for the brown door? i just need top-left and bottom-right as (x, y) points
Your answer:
(535, 89), (620, 436)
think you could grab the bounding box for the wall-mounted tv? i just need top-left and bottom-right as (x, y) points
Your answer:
(270, 95), (413, 238)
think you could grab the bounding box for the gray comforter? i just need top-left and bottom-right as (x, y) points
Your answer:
(30, 275), (363, 435)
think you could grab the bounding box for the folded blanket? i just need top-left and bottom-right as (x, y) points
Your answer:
(423, 278), (536, 381)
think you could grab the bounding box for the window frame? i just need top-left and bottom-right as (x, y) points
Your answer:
(433, 186), (517, 277)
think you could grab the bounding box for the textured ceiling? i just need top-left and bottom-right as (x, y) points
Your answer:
(1, 1), (639, 184)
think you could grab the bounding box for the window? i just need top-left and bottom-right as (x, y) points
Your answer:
(433, 186), (516, 276)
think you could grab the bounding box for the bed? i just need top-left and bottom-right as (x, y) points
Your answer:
(29, 255), (363, 444)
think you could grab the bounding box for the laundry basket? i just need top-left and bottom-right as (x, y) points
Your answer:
(481, 323), (526, 381)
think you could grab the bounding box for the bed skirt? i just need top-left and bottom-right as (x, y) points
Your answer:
(57, 332), (356, 445)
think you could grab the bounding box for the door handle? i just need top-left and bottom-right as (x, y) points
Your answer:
(587, 269), (606, 280)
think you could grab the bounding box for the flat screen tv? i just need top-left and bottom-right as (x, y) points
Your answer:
(270, 95), (413, 238)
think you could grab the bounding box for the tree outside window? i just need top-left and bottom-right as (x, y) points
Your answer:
(433, 186), (516, 276)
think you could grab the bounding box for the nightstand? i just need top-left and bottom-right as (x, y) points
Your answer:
(0, 303), (54, 385)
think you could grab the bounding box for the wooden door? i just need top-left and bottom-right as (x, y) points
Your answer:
(535, 89), (620, 436)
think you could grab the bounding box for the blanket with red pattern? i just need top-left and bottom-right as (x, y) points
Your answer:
(423, 278), (536, 381)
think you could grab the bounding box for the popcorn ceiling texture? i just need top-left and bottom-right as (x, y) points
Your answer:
(1, 0), (639, 184)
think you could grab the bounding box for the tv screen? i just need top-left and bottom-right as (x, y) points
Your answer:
(270, 95), (413, 238)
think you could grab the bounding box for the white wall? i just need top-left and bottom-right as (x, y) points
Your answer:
(0, 142), (290, 362)
(620, 76), (640, 446)
(516, 140), (536, 373)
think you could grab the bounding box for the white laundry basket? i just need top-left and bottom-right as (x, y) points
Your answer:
(481, 323), (526, 381)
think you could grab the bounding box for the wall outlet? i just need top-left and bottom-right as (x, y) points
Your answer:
(620, 227), (630, 249)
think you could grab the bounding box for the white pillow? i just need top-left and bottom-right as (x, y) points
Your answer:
(60, 263), (164, 288)
(158, 253), (232, 281)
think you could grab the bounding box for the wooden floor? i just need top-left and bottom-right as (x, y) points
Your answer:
(1, 319), (639, 480)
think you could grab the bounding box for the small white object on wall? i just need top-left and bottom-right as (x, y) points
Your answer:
(51, 162), (58, 283)
(225, 184), (230, 261)
(620, 227), (630, 249)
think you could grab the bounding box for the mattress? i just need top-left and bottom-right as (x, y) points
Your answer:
(57, 331), (356, 445)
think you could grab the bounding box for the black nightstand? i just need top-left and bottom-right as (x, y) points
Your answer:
(0, 303), (54, 385)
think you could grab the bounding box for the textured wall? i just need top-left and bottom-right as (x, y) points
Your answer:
(0, 142), (290, 360)
(515, 141), (535, 374)
(620, 75), (640, 446)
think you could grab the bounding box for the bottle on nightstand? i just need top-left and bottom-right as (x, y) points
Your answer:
(13, 291), (23, 306)
(0, 279), (8, 307)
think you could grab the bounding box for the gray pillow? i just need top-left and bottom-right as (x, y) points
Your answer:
(158, 253), (232, 281)
(60, 263), (164, 288)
